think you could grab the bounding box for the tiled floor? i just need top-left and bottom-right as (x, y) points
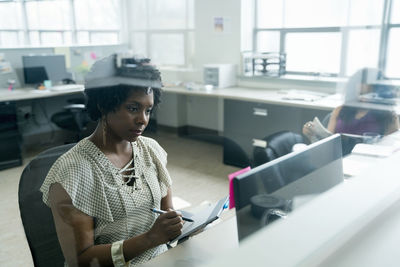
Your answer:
(0, 131), (239, 266)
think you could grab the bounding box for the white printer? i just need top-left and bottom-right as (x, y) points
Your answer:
(203, 64), (236, 88)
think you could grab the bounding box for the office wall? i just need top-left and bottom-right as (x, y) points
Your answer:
(157, 0), (241, 131)
(194, 0), (241, 69)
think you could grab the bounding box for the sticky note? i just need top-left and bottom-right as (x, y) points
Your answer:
(228, 166), (251, 209)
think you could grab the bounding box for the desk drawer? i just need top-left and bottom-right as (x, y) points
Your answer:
(224, 99), (303, 137)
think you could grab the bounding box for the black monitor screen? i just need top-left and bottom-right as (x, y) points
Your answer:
(234, 134), (343, 241)
(23, 55), (68, 85)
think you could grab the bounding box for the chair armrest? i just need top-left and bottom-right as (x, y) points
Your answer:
(63, 104), (85, 112)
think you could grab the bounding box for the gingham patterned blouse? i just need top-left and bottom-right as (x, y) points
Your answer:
(40, 136), (172, 266)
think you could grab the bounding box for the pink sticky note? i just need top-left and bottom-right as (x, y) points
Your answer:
(90, 52), (97, 60)
(228, 166), (251, 209)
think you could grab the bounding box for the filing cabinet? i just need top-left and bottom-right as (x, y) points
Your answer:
(223, 99), (330, 167)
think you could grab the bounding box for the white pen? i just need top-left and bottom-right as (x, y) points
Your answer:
(150, 208), (194, 222)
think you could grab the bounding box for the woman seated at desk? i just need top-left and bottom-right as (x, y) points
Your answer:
(40, 55), (184, 266)
(303, 68), (399, 143)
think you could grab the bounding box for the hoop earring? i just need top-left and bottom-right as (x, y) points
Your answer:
(102, 116), (107, 147)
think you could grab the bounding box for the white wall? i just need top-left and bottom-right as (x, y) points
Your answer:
(158, 0), (241, 131)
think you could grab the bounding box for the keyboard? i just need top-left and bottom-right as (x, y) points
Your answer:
(50, 84), (84, 91)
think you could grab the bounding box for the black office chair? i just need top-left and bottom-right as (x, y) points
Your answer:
(18, 143), (75, 267)
(223, 137), (252, 168)
(51, 95), (90, 141)
(253, 131), (304, 167)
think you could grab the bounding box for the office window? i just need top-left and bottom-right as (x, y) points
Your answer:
(285, 32), (341, 74)
(26, 0), (71, 30)
(0, 1), (23, 46)
(253, 0), (400, 78)
(0, 0), (122, 47)
(346, 29), (381, 75)
(386, 28), (400, 78)
(129, 0), (194, 67)
(392, 0), (400, 23)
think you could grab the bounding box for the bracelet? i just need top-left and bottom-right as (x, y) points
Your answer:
(111, 240), (129, 267)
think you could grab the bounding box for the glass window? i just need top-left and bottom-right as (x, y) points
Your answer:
(26, 0), (71, 30)
(91, 32), (119, 44)
(284, 0), (348, 28)
(0, 1), (22, 29)
(386, 28), (400, 78)
(129, 0), (147, 30)
(256, 0), (283, 29)
(74, 0), (120, 30)
(64, 31), (72, 44)
(77, 31), (89, 45)
(347, 0), (383, 26)
(40, 32), (63, 46)
(0, 31), (19, 47)
(187, 0), (194, 29)
(345, 29), (380, 76)
(285, 32), (341, 74)
(130, 32), (147, 57)
(391, 0), (400, 23)
(257, 31), (280, 52)
(29, 31), (40, 45)
(150, 33), (184, 65)
(148, 0), (188, 29)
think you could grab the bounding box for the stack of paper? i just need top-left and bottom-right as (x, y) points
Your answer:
(351, 143), (399, 157)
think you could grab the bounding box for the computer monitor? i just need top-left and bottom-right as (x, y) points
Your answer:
(234, 134), (343, 241)
(22, 55), (69, 85)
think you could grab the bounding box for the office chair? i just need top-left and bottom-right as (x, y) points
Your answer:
(51, 95), (90, 141)
(253, 131), (304, 167)
(18, 143), (75, 267)
(223, 137), (252, 168)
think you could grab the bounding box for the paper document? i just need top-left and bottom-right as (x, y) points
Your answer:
(169, 196), (229, 244)
(351, 144), (398, 157)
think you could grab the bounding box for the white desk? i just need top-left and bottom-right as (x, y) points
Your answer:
(0, 85), (84, 102)
(141, 131), (400, 267)
(163, 86), (341, 111)
(141, 216), (238, 267)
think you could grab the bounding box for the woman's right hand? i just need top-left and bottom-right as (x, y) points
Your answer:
(147, 210), (183, 246)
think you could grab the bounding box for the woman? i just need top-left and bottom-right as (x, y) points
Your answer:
(40, 55), (183, 266)
(303, 68), (399, 142)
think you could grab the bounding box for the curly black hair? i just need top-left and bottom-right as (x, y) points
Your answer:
(85, 85), (162, 121)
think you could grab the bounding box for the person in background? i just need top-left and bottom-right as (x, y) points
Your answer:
(40, 54), (183, 266)
(303, 68), (399, 143)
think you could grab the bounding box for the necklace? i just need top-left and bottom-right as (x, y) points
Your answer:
(118, 157), (142, 191)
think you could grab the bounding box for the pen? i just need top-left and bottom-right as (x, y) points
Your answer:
(151, 208), (194, 222)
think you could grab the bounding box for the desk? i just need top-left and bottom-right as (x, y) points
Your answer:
(142, 216), (238, 267)
(163, 86), (340, 110)
(0, 85), (84, 169)
(142, 131), (400, 267)
(163, 86), (341, 167)
(0, 85), (84, 102)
